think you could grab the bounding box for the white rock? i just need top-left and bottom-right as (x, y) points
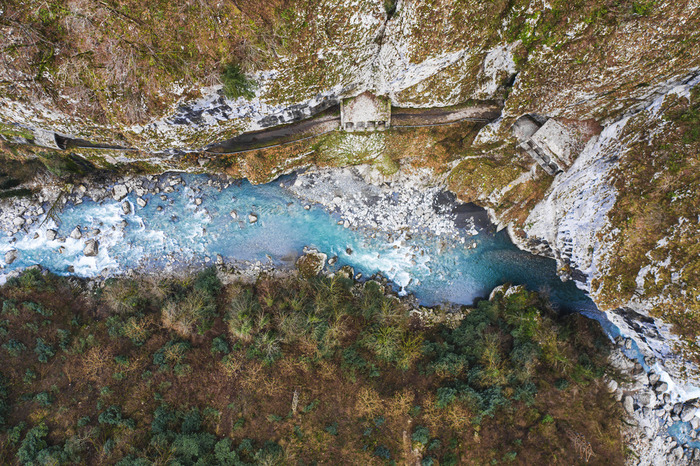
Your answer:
(137, 198), (147, 208)
(4, 249), (18, 265)
(70, 227), (82, 240)
(121, 201), (131, 215)
(46, 229), (57, 240)
(623, 395), (635, 414)
(607, 379), (619, 393)
(229, 210), (238, 219)
(83, 239), (99, 257)
(248, 213), (258, 223)
(682, 407), (697, 423)
(112, 184), (128, 201)
(12, 216), (25, 227)
(194, 198), (202, 206)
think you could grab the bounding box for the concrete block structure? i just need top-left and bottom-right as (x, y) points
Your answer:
(341, 91), (391, 132)
(512, 115), (583, 175)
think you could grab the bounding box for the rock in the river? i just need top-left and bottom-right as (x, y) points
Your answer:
(337, 265), (355, 281)
(215, 254), (224, 265)
(328, 256), (338, 266)
(137, 197), (147, 208)
(121, 201), (131, 215)
(83, 239), (99, 257)
(682, 407), (697, 423)
(296, 249), (327, 278)
(46, 229), (57, 240)
(112, 184), (128, 201)
(248, 213), (258, 224)
(194, 198), (202, 206)
(70, 226), (82, 239)
(4, 249), (18, 265)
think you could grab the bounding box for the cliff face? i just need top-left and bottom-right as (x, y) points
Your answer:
(2, 0), (700, 384)
(516, 75), (700, 386)
(3, 0), (697, 151)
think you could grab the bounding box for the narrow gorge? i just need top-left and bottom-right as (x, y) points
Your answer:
(1, 0), (699, 464)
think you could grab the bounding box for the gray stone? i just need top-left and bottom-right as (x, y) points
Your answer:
(694, 448), (700, 460)
(655, 382), (669, 393)
(83, 239), (99, 257)
(46, 229), (57, 240)
(682, 407), (697, 423)
(12, 216), (25, 227)
(673, 446), (684, 460)
(215, 254), (224, 265)
(638, 390), (656, 408)
(4, 249), (18, 265)
(70, 227), (82, 240)
(163, 186), (175, 194)
(194, 198), (202, 206)
(624, 338), (633, 350)
(121, 201), (131, 215)
(649, 373), (661, 385)
(691, 417), (700, 430)
(328, 256), (338, 266)
(607, 379), (619, 393)
(673, 403), (684, 415)
(229, 210), (238, 219)
(137, 197), (147, 208)
(623, 395), (635, 414)
(112, 184), (128, 201)
(248, 213), (258, 224)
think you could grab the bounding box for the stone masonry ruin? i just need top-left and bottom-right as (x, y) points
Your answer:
(340, 91), (391, 132)
(512, 115), (587, 175)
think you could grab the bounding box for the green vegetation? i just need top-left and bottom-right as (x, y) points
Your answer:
(0, 269), (623, 463)
(221, 64), (257, 100)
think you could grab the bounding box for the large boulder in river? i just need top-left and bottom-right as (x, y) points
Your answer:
(70, 226), (82, 240)
(296, 248), (327, 278)
(83, 239), (99, 257)
(4, 249), (18, 265)
(112, 184), (128, 201)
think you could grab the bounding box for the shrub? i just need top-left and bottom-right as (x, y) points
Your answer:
(221, 64), (256, 99)
(34, 338), (55, 363)
(17, 423), (49, 464)
(211, 336), (230, 354)
(0, 374), (9, 425)
(35, 392), (53, 407)
(374, 445), (391, 459)
(412, 426), (430, 447)
(3, 339), (26, 357)
(24, 301), (52, 316)
(99, 405), (135, 429)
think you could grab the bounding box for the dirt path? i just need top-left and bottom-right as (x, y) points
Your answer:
(205, 102), (502, 155)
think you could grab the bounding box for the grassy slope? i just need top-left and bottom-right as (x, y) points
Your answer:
(0, 269), (624, 464)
